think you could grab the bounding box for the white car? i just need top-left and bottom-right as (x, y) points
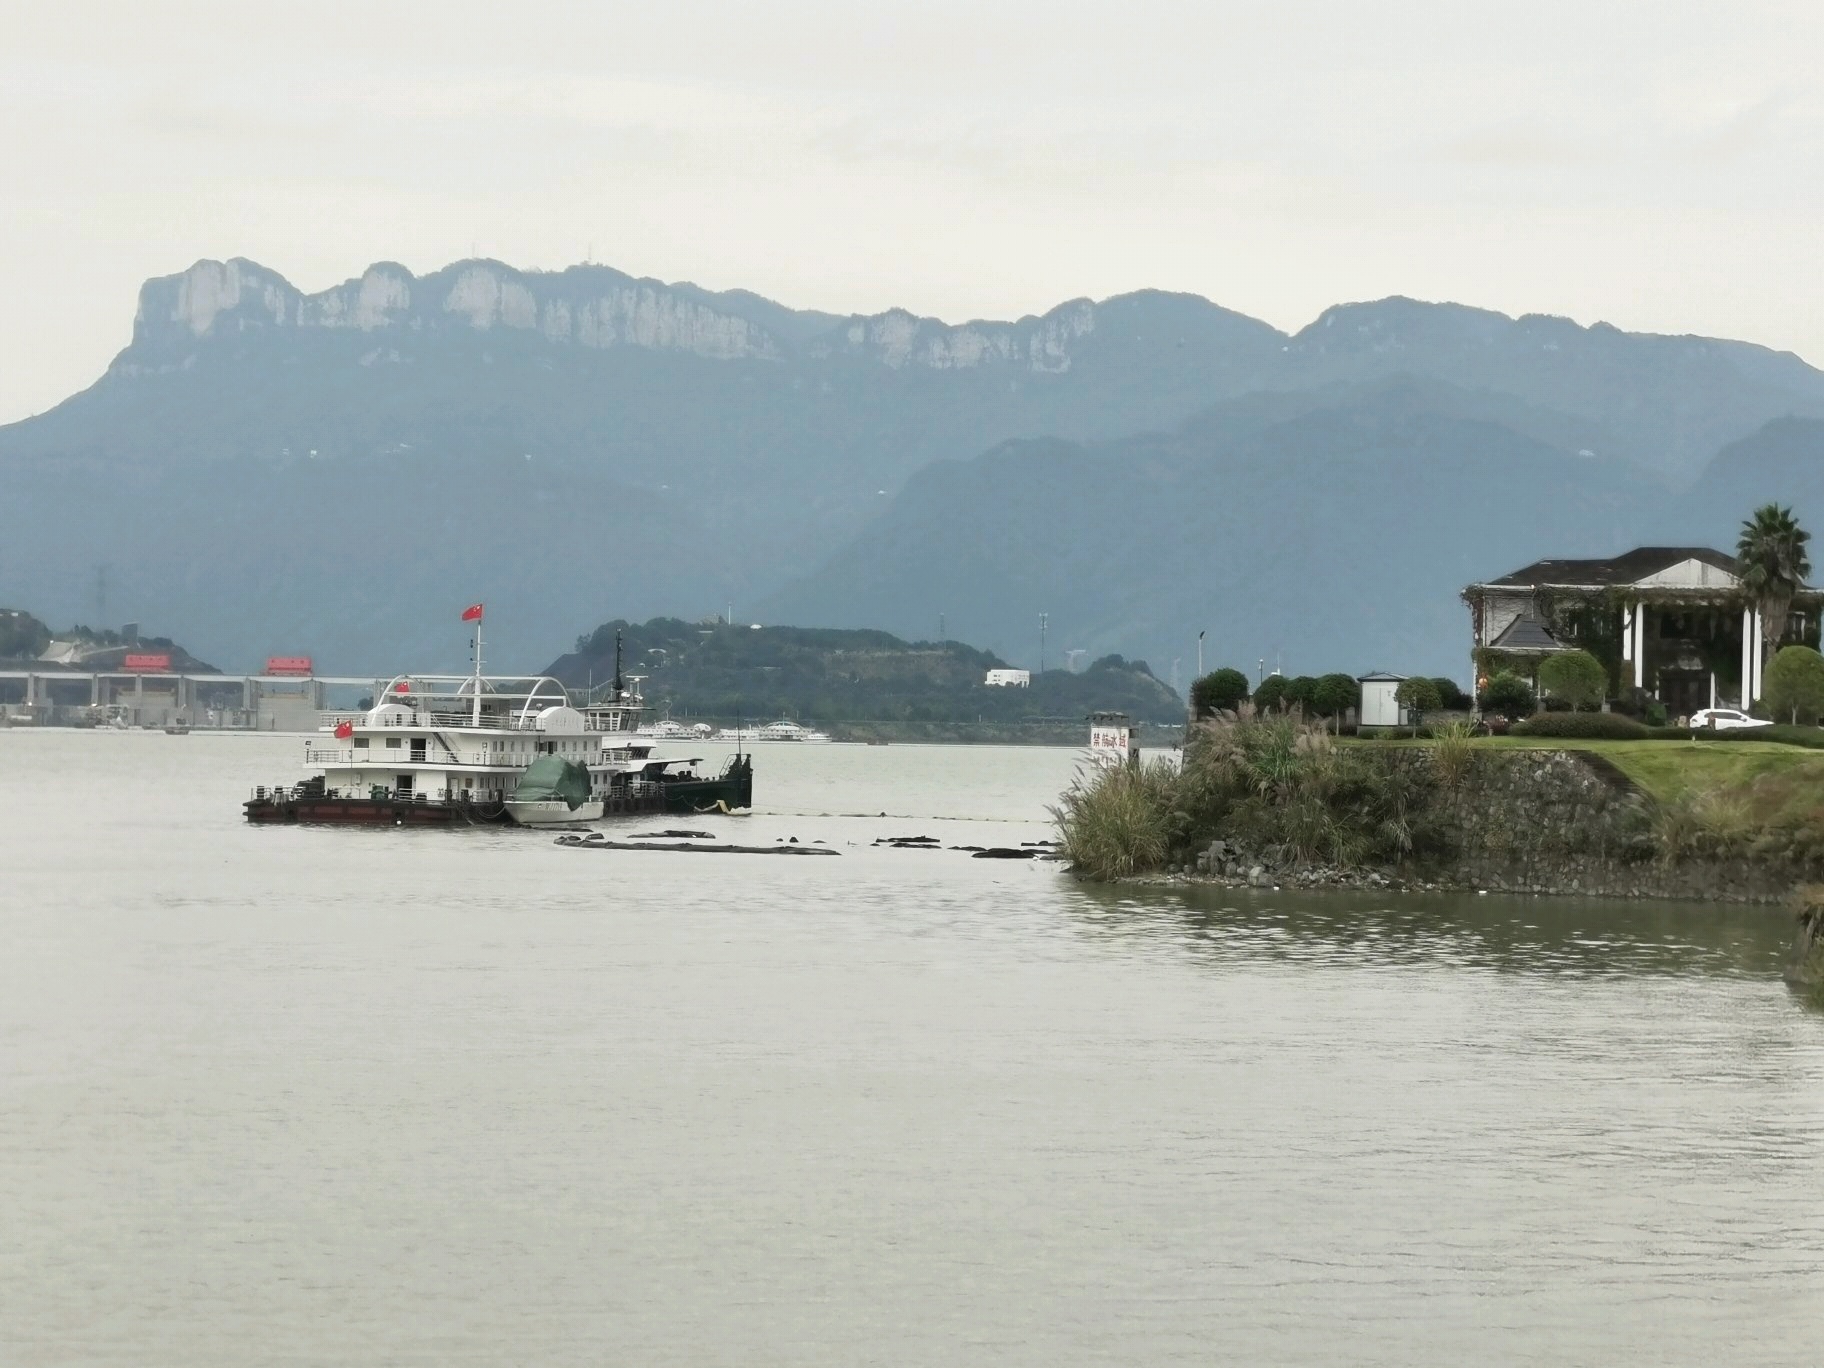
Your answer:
(1689, 708), (1773, 731)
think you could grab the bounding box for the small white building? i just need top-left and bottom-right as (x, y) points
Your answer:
(1357, 672), (1409, 729)
(984, 669), (1031, 687)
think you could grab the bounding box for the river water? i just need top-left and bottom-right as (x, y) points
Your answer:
(3, 731), (1822, 1365)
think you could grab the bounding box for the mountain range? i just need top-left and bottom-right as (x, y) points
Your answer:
(3, 255), (1824, 681)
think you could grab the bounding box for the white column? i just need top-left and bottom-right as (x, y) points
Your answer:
(1620, 605), (1632, 662)
(1709, 672), (1717, 709)
(1742, 608), (1754, 705)
(1633, 606), (1645, 690)
(1743, 609), (1758, 707)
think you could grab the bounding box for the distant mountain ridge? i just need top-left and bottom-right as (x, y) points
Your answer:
(762, 376), (1661, 677)
(4, 254), (1824, 675)
(98, 256), (1824, 482)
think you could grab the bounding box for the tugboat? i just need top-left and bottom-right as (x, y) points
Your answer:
(244, 611), (753, 826)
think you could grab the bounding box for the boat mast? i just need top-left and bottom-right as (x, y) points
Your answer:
(613, 630), (625, 700)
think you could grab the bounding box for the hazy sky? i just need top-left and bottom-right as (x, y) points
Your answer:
(3, 0), (1821, 422)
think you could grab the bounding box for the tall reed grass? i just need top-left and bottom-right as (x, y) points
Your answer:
(1051, 758), (1177, 881)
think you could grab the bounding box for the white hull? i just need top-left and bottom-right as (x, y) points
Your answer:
(505, 798), (607, 827)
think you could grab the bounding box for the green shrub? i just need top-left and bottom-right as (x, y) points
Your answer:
(1709, 723), (1824, 749)
(1310, 673), (1358, 719)
(1651, 788), (1754, 863)
(1764, 645), (1824, 725)
(1191, 667), (1251, 718)
(1645, 701), (1668, 727)
(1479, 670), (1536, 720)
(1395, 677), (1443, 712)
(1538, 649), (1608, 711)
(1253, 674), (1295, 712)
(1509, 711), (1650, 739)
(1430, 678), (1471, 711)
(1610, 688), (1649, 719)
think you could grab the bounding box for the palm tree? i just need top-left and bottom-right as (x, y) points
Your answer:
(1737, 503), (1812, 686)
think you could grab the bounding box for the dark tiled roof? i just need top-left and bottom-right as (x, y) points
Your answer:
(1482, 546), (1737, 589)
(1490, 615), (1566, 652)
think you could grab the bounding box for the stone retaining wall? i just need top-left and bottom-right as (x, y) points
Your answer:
(1188, 748), (1804, 904)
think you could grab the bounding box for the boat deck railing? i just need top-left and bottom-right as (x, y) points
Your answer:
(317, 707), (636, 734)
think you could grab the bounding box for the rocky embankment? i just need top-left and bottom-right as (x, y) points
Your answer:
(1135, 749), (1808, 904)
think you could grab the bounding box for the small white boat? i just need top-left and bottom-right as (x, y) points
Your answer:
(503, 797), (607, 826)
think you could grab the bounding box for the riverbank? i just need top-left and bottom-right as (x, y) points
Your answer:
(829, 719), (1181, 747)
(1054, 718), (1824, 905)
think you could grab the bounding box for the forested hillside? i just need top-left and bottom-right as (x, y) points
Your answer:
(544, 619), (1184, 725)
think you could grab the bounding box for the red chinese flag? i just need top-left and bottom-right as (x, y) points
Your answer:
(334, 720), (354, 740)
(393, 680), (411, 694)
(461, 603), (484, 622)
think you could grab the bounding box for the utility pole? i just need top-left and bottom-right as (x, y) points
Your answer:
(1197, 629), (1205, 678)
(1039, 613), (1048, 675)
(1258, 657), (1266, 686)
(939, 613), (945, 642)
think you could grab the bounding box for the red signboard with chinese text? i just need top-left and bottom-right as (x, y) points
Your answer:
(264, 656), (314, 676)
(123, 653), (172, 672)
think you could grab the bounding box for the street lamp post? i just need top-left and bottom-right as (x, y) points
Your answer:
(1198, 630), (1205, 678)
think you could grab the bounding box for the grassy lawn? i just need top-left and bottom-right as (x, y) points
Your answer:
(1360, 734), (1824, 825)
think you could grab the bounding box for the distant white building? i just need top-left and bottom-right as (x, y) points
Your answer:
(984, 669), (1031, 687)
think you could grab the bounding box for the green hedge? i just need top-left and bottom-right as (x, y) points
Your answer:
(1511, 719), (1824, 746)
(1709, 723), (1824, 749)
(1508, 712), (1650, 739)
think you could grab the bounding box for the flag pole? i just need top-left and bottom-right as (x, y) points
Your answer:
(472, 611), (483, 725)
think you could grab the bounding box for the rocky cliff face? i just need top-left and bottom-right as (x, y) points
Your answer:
(119, 256), (1117, 376)
(814, 300), (1098, 372)
(122, 258), (793, 369)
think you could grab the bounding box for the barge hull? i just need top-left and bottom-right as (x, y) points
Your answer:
(244, 756), (754, 825)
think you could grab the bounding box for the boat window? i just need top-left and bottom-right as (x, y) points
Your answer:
(386, 737), (401, 748)
(354, 738), (368, 749)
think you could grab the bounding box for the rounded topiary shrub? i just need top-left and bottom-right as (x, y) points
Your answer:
(1430, 677), (1472, 711)
(1478, 670), (1536, 721)
(1253, 674), (1294, 712)
(1191, 667), (1252, 718)
(1764, 645), (1824, 725)
(1538, 649), (1608, 711)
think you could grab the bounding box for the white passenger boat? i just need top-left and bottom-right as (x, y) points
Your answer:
(243, 618), (752, 826)
(714, 719), (833, 743)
